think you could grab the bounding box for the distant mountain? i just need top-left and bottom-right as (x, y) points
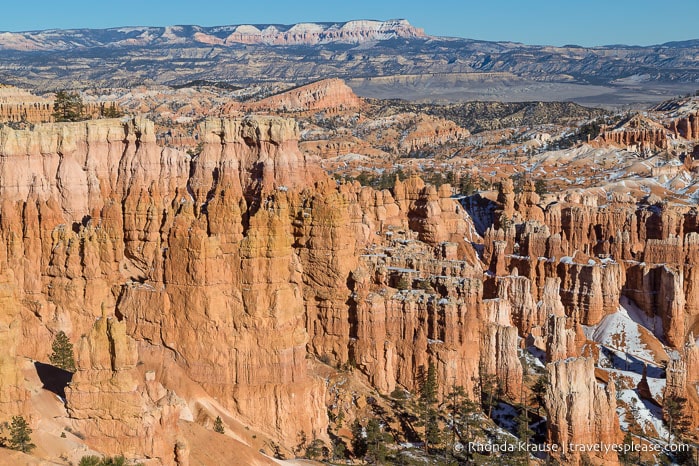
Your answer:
(0, 19), (426, 51)
(0, 20), (697, 104)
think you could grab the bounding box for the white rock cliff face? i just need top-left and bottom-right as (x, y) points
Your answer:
(0, 20), (426, 51)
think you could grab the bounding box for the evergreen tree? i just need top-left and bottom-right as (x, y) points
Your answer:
(458, 173), (477, 196)
(49, 330), (76, 372)
(479, 369), (500, 418)
(664, 395), (691, 441)
(419, 362), (440, 453)
(534, 179), (548, 195)
(364, 418), (391, 464)
(78, 456), (102, 466)
(445, 385), (480, 442)
(619, 431), (634, 465)
(444, 384), (480, 463)
(516, 408), (534, 463)
(531, 374), (548, 416)
(213, 416), (225, 434)
(52, 90), (86, 122)
(100, 102), (124, 118)
(305, 439), (327, 460)
(351, 420), (368, 459)
(331, 437), (347, 461)
(78, 456), (133, 466)
(7, 415), (35, 453)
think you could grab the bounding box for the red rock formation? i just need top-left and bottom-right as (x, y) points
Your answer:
(0, 114), (503, 462)
(0, 270), (31, 420)
(664, 340), (699, 430)
(494, 275), (541, 336)
(0, 85), (121, 123)
(545, 357), (621, 465)
(545, 315), (572, 362)
(243, 78), (361, 114)
(594, 115), (668, 152)
(668, 112), (699, 140)
(0, 85), (53, 123)
(481, 323), (523, 400)
(557, 259), (624, 326)
(3, 108), (699, 463)
(66, 316), (185, 465)
(398, 115), (470, 153)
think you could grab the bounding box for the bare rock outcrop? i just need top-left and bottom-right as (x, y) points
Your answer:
(545, 357), (621, 465)
(243, 78), (361, 113)
(398, 115), (470, 153)
(0, 85), (53, 123)
(664, 339), (699, 430)
(481, 323), (523, 400)
(210, 19), (426, 46)
(557, 260), (624, 326)
(65, 316), (185, 465)
(595, 115), (668, 153)
(0, 270), (30, 420)
(668, 112), (699, 140)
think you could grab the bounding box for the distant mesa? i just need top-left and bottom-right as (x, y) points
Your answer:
(0, 19), (426, 51)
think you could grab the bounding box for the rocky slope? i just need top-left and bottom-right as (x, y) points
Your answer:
(238, 78), (362, 114)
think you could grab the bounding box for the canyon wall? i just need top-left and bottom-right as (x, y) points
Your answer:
(0, 115), (697, 464)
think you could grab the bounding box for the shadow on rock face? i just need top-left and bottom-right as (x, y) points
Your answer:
(34, 361), (73, 400)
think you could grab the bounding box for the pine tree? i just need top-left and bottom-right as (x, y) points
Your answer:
(213, 416), (225, 434)
(445, 385), (480, 443)
(99, 102), (123, 118)
(305, 439), (327, 460)
(445, 384), (480, 463)
(419, 362), (440, 453)
(7, 415), (35, 453)
(479, 369), (500, 418)
(619, 431), (634, 465)
(52, 90), (85, 122)
(664, 395), (690, 441)
(364, 418), (391, 464)
(531, 374), (548, 416)
(351, 420), (368, 459)
(49, 330), (76, 372)
(516, 407), (534, 463)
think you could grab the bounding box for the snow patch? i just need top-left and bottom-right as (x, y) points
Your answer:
(591, 304), (659, 363)
(618, 389), (668, 439)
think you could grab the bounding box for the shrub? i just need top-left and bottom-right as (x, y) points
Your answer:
(213, 416), (225, 434)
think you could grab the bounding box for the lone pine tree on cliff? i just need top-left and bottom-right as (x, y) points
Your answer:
(49, 330), (76, 372)
(1, 415), (35, 453)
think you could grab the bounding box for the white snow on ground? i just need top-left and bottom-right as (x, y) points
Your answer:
(492, 402), (518, 433)
(591, 302), (659, 363)
(619, 296), (664, 339)
(602, 365), (666, 401)
(645, 376), (667, 401)
(618, 389), (669, 440)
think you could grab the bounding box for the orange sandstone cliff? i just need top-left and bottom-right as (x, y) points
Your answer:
(0, 115), (696, 465)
